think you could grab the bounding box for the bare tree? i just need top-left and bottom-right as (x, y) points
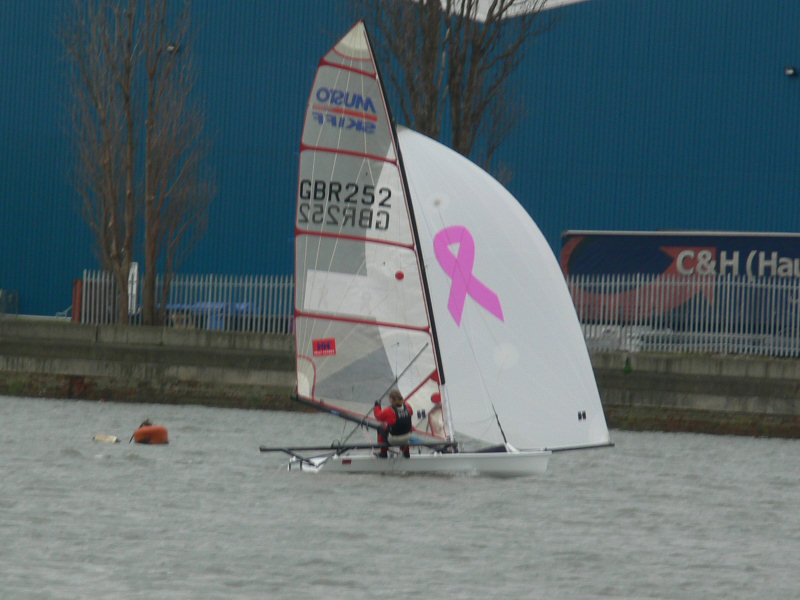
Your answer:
(62, 0), (213, 326)
(357, 0), (552, 173)
(142, 0), (212, 325)
(62, 0), (138, 324)
(362, 0), (448, 140)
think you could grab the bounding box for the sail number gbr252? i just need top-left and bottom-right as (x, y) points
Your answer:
(298, 179), (392, 231)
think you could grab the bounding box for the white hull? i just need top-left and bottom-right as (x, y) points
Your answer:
(287, 450), (550, 477)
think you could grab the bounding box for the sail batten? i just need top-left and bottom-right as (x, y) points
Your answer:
(295, 312), (431, 334)
(297, 229), (415, 250)
(299, 144), (397, 164)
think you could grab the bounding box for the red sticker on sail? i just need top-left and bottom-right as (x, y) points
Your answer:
(313, 338), (337, 356)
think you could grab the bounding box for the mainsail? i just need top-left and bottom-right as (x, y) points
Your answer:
(295, 22), (445, 439)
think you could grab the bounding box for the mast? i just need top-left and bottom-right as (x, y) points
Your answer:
(362, 24), (445, 388)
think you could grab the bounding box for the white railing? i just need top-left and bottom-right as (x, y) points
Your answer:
(80, 270), (294, 334)
(80, 269), (800, 355)
(567, 274), (800, 357)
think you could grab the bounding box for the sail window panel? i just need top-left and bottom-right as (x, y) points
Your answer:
(296, 235), (428, 328)
(295, 317), (435, 417)
(297, 151), (412, 245)
(301, 65), (395, 162)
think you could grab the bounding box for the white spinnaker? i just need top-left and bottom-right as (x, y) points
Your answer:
(295, 23), (443, 434)
(398, 127), (610, 450)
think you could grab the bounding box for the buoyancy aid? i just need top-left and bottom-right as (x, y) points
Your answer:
(389, 404), (412, 436)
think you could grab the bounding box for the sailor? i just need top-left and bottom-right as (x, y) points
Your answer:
(373, 389), (412, 458)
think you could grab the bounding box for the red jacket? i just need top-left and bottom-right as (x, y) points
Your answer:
(374, 402), (413, 428)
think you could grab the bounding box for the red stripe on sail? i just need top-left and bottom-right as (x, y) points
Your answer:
(312, 103), (378, 122)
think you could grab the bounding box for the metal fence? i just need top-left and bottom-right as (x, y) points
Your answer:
(79, 269), (800, 356)
(80, 269), (294, 334)
(567, 274), (800, 357)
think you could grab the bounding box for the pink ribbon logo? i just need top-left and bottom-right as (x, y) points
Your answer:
(433, 226), (504, 326)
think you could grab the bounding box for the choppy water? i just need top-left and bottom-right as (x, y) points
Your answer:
(1, 395), (797, 599)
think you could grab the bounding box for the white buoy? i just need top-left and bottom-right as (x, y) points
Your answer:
(93, 434), (120, 444)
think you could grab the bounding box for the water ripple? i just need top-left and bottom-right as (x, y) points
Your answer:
(1, 396), (797, 599)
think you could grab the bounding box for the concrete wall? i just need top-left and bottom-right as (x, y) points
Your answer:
(0, 317), (296, 409)
(592, 351), (800, 437)
(2, 317), (800, 436)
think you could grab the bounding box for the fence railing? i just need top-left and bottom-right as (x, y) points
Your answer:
(80, 269), (800, 356)
(567, 274), (800, 357)
(80, 270), (294, 334)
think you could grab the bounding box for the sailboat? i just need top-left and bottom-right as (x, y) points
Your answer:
(260, 21), (611, 476)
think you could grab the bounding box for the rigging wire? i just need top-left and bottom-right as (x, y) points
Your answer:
(332, 341), (430, 450)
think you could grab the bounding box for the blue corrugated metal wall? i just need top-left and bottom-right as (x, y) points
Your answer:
(2, 0), (800, 315)
(0, 0), (352, 315)
(502, 0), (800, 248)
(187, 1), (352, 275)
(1, 1), (90, 316)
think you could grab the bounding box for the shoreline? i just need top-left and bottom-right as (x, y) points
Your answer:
(2, 318), (799, 437)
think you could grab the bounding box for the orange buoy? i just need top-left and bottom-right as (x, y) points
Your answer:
(133, 424), (169, 444)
